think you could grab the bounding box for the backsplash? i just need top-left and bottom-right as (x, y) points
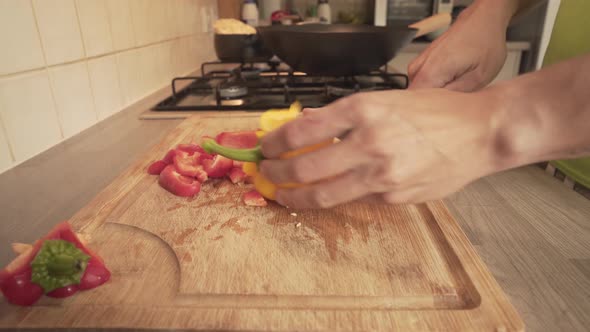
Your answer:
(0, 0), (217, 173)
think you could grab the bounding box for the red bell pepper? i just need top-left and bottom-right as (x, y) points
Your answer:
(173, 150), (208, 182)
(176, 143), (201, 155)
(243, 190), (267, 207)
(202, 155), (233, 178)
(0, 221), (110, 306)
(215, 131), (258, 149)
(228, 167), (247, 184)
(178, 144), (214, 160)
(147, 160), (168, 175)
(47, 284), (79, 298)
(158, 164), (202, 197)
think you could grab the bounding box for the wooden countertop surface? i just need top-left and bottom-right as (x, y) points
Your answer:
(0, 84), (588, 332)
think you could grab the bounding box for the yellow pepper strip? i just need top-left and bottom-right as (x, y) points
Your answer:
(258, 101), (302, 132)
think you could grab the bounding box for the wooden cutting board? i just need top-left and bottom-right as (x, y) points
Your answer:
(0, 114), (523, 331)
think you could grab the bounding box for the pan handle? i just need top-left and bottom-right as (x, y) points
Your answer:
(409, 13), (452, 38)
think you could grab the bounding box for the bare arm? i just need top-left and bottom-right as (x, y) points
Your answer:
(491, 52), (590, 170)
(258, 52), (590, 209)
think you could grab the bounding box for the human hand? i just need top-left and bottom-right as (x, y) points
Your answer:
(408, 0), (513, 91)
(258, 89), (504, 209)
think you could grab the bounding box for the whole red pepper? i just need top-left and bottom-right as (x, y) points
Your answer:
(0, 221), (110, 306)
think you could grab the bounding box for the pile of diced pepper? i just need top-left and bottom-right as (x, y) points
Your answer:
(146, 101), (329, 206)
(146, 130), (268, 206)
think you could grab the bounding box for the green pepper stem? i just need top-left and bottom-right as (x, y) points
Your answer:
(30, 239), (90, 293)
(47, 254), (79, 276)
(201, 138), (264, 162)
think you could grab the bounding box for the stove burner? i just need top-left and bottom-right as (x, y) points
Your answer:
(325, 80), (377, 97)
(218, 82), (248, 99)
(234, 67), (261, 80)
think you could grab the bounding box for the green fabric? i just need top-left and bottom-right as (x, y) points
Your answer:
(542, 0), (590, 188)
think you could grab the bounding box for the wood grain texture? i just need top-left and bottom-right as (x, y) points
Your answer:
(445, 167), (590, 332)
(0, 115), (523, 331)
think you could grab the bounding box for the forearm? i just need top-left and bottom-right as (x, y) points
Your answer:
(488, 53), (590, 170)
(468, 0), (543, 27)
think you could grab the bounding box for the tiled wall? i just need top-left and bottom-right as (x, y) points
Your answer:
(0, 0), (218, 173)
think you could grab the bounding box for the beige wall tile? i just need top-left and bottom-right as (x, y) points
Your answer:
(130, 0), (155, 46)
(138, 45), (161, 94)
(0, 0), (216, 173)
(106, 0), (136, 51)
(166, 0), (181, 39)
(152, 0), (169, 42)
(33, 0), (85, 65)
(153, 42), (173, 87)
(76, 0), (114, 57)
(49, 63), (97, 138)
(0, 0), (45, 75)
(0, 71), (63, 162)
(203, 33), (215, 61)
(193, 34), (215, 68)
(170, 38), (188, 76)
(178, 0), (192, 36)
(0, 121), (14, 172)
(116, 49), (142, 105)
(88, 55), (123, 120)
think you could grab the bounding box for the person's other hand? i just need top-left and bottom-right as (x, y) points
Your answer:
(259, 89), (505, 209)
(408, 1), (512, 91)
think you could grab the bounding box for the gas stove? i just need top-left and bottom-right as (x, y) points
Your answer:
(152, 60), (409, 112)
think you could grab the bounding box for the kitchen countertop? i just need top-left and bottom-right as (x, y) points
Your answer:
(0, 83), (589, 332)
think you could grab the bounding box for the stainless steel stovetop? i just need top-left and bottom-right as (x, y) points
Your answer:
(152, 60), (409, 112)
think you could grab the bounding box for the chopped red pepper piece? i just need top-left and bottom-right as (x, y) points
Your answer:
(243, 190), (268, 206)
(202, 155), (233, 178)
(147, 160), (167, 175)
(215, 131), (258, 148)
(177, 144), (202, 155)
(228, 167), (247, 184)
(162, 149), (177, 164)
(158, 165), (201, 197)
(173, 151), (206, 179)
(0, 222), (110, 306)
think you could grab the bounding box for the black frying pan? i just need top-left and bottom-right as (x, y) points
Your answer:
(214, 33), (273, 63)
(256, 14), (451, 76)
